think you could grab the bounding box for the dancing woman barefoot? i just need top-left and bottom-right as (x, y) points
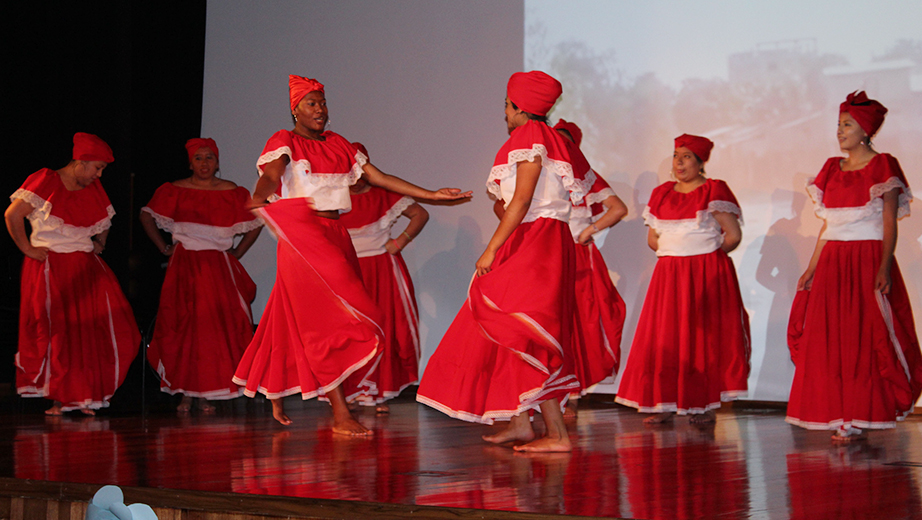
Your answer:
(615, 134), (750, 426)
(141, 138), (263, 413)
(418, 71), (588, 452)
(6, 133), (140, 416)
(232, 75), (470, 434)
(339, 143), (428, 414)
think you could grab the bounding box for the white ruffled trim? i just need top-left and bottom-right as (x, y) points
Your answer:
(141, 207), (263, 237)
(614, 390), (746, 415)
(12, 189), (113, 238)
(708, 200), (744, 225)
(808, 176), (912, 221)
(257, 145), (364, 188)
(345, 196), (414, 237)
(487, 144), (585, 204)
(642, 207), (715, 232)
(586, 187), (615, 207)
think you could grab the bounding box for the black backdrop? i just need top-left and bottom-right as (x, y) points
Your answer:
(2, 2), (208, 411)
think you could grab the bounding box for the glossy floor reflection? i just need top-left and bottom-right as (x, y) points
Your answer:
(2, 396), (922, 519)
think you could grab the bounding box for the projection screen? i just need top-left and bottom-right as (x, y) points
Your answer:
(203, 0), (922, 402)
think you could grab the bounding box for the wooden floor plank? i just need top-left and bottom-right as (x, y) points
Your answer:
(1, 394), (920, 519)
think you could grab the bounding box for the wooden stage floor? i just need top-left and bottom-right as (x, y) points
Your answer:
(1, 394), (921, 519)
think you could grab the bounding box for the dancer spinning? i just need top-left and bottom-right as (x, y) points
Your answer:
(5, 133), (140, 415)
(338, 142), (427, 413)
(232, 75), (469, 434)
(787, 91), (922, 443)
(418, 71), (586, 452)
(615, 134), (750, 425)
(141, 138), (263, 412)
(553, 120), (627, 417)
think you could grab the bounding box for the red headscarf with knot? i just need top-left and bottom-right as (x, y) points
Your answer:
(72, 132), (114, 163)
(185, 138), (219, 163)
(289, 75), (325, 112)
(839, 91), (887, 137)
(553, 119), (583, 147)
(507, 71), (562, 117)
(352, 142), (369, 161)
(674, 133), (714, 163)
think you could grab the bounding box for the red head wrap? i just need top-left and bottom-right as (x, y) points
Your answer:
(674, 133), (714, 163)
(185, 138), (219, 163)
(839, 91), (887, 137)
(352, 142), (369, 161)
(507, 71), (562, 117)
(72, 132), (114, 163)
(553, 119), (583, 148)
(289, 75), (325, 112)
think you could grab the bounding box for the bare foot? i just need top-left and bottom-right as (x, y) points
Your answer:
(45, 402), (63, 416)
(332, 415), (373, 436)
(483, 415), (536, 445)
(689, 410), (716, 425)
(513, 435), (572, 453)
(643, 412), (675, 425)
(832, 429), (867, 444)
(197, 400), (216, 414)
(271, 399), (291, 426)
(376, 403), (390, 414)
(177, 395), (192, 413)
(79, 407), (96, 416)
(563, 399), (577, 420)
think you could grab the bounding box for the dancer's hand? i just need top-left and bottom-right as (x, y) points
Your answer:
(430, 188), (473, 201)
(475, 249), (495, 276)
(25, 245), (49, 262)
(796, 269), (814, 291)
(875, 267), (891, 295)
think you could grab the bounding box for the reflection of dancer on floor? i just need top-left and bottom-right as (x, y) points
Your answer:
(5, 133), (140, 416)
(786, 91), (922, 444)
(615, 134), (750, 425)
(339, 142), (428, 414)
(141, 138), (263, 414)
(418, 71), (586, 452)
(232, 75), (470, 434)
(552, 120), (627, 418)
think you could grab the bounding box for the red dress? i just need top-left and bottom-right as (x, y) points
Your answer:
(416, 120), (587, 423)
(616, 178), (750, 414)
(142, 183), (262, 399)
(11, 169), (140, 411)
(786, 154), (922, 430)
(568, 168), (626, 396)
(232, 130), (384, 402)
(339, 187), (420, 402)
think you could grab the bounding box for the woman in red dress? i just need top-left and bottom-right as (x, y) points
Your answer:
(232, 75), (469, 434)
(787, 91), (922, 443)
(5, 133), (140, 415)
(615, 134), (750, 425)
(553, 120), (628, 417)
(339, 143), (428, 413)
(417, 71), (586, 452)
(141, 138), (263, 412)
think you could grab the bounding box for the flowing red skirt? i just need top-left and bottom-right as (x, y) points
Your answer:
(232, 198), (383, 400)
(349, 252), (420, 403)
(147, 244), (256, 399)
(417, 218), (578, 424)
(616, 249), (750, 414)
(16, 251), (140, 411)
(786, 240), (922, 430)
(570, 242), (625, 396)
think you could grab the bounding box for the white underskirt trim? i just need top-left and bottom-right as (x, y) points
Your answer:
(614, 390), (746, 415)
